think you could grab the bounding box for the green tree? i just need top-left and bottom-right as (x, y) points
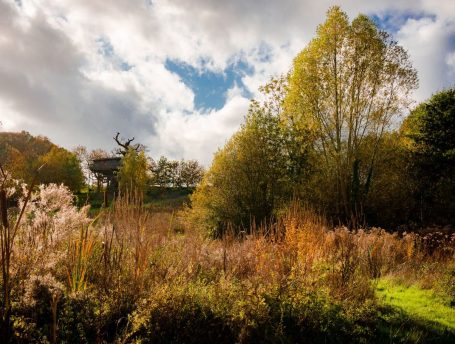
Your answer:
(168, 160), (181, 188)
(37, 146), (84, 192)
(283, 6), (418, 226)
(180, 160), (204, 188)
(150, 156), (174, 188)
(260, 75), (314, 197)
(403, 88), (455, 165)
(402, 87), (455, 224)
(190, 105), (291, 237)
(117, 148), (149, 196)
(358, 132), (415, 227)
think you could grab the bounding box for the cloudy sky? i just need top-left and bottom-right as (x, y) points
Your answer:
(1, 0), (454, 164)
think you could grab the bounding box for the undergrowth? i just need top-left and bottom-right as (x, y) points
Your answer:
(1, 184), (454, 343)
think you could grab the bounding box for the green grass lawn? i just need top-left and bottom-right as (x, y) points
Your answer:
(376, 278), (455, 334)
(77, 186), (192, 216)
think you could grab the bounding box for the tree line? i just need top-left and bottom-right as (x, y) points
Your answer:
(115, 149), (205, 194)
(0, 131), (205, 194)
(189, 7), (454, 236)
(1, 7), (452, 234)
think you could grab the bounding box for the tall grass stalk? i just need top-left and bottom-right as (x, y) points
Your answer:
(66, 225), (94, 293)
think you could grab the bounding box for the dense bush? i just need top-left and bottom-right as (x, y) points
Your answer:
(190, 107), (295, 237)
(125, 282), (378, 344)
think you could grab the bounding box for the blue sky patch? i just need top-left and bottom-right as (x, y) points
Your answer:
(165, 58), (254, 111)
(96, 37), (133, 71)
(370, 12), (435, 34)
(96, 37), (114, 57)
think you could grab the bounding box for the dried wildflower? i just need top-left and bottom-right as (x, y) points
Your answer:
(19, 183), (90, 246)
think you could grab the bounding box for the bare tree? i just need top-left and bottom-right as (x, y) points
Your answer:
(113, 132), (144, 156)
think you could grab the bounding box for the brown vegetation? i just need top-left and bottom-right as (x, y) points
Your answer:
(1, 178), (453, 342)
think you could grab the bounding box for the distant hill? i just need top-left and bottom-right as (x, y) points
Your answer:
(0, 131), (83, 191)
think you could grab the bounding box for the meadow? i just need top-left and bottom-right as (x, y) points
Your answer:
(1, 183), (454, 343)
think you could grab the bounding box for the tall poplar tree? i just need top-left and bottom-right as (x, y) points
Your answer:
(284, 7), (418, 225)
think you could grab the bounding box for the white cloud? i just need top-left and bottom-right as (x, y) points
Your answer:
(0, 0), (454, 164)
(149, 83), (250, 165)
(397, 15), (455, 101)
(446, 52), (455, 70)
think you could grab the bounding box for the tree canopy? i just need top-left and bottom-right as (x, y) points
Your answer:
(402, 88), (455, 224)
(190, 103), (293, 236)
(283, 6), (418, 225)
(403, 87), (455, 167)
(150, 157), (204, 188)
(117, 148), (149, 197)
(0, 131), (84, 191)
(190, 6), (427, 233)
(38, 147), (84, 192)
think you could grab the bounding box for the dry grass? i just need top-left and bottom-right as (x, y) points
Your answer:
(84, 197), (455, 305)
(3, 187), (455, 342)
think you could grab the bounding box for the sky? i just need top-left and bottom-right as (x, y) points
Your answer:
(0, 0), (454, 165)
